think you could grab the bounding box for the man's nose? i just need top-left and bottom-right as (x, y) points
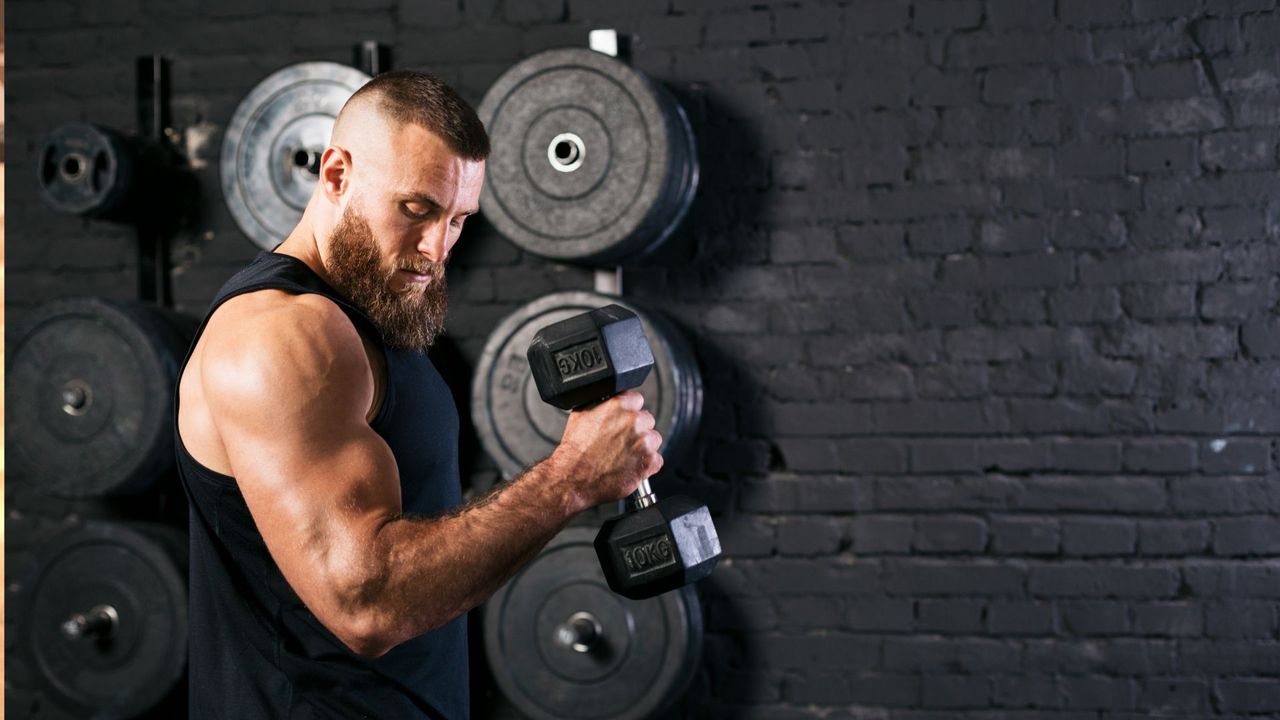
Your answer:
(417, 220), (449, 263)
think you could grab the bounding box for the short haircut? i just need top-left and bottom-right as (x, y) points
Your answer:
(344, 70), (490, 161)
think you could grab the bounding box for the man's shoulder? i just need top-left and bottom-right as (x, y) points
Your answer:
(202, 290), (369, 389)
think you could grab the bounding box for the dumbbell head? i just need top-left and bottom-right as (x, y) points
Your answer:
(594, 495), (721, 600)
(527, 304), (655, 410)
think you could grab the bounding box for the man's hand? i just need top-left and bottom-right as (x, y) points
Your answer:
(549, 391), (664, 513)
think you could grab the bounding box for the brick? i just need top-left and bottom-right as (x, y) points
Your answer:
(1123, 439), (1197, 473)
(719, 515), (776, 558)
(1137, 520), (1211, 556)
(883, 637), (1019, 672)
(906, 221), (973, 255)
(1050, 287), (1122, 323)
(757, 634), (880, 670)
(920, 675), (990, 708)
(1060, 601), (1130, 635)
(1142, 678), (1210, 714)
(1206, 600), (1277, 639)
(1243, 316), (1280, 357)
(913, 516), (988, 554)
(917, 599), (985, 633)
(907, 292), (980, 328)
(850, 515), (914, 554)
(988, 601), (1055, 635)
(884, 559), (1026, 596)
(844, 674), (920, 707)
(1133, 61), (1205, 99)
(739, 475), (874, 513)
(1062, 518), (1137, 557)
(1051, 440), (1123, 473)
(1201, 438), (1272, 474)
(985, 290), (1049, 325)
(1059, 64), (1129, 102)
(1202, 130), (1278, 171)
(1056, 141), (1124, 177)
(1201, 281), (1273, 320)
(1059, 0), (1131, 26)
(1214, 516), (1280, 556)
(983, 67), (1055, 104)
(988, 0), (1055, 28)
(1127, 137), (1196, 174)
(980, 218), (1047, 254)
(777, 517), (845, 556)
(1061, 676), (1136, 710)
(1183, 561), (1280, 598)
(1062, 357), (1137, 396)
(1019, 476), (1166, 512)
(1029, 564), (1179, 598)
(743, 557), (881, 597)
(845, 598), (914, 632)
(911, 0), (982, 31)
(769, 227), (837, 265)
(1132, 603), (1204, 637)
(776, 597), (843, 631)
(1216, 678), (1280, 712)
(1171, 477), (1279, 514)
(993, 673), (1059, 708)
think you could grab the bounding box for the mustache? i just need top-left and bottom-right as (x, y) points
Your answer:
(397, 260), (446, 277)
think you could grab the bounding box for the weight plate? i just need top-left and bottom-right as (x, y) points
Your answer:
(478, 48), (698, 264)
(21, 520), (188, 720)
(484, 527), (702, 720)
(221, 61), (370, 250)
(37, 123), (136, 219)
(472, 291), (702, 480)
(7, 298), (194, 497)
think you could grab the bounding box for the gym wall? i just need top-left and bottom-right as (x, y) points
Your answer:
(6, 0), (1280, 718)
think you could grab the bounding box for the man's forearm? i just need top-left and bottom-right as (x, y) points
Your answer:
(355, 453), (582, 654)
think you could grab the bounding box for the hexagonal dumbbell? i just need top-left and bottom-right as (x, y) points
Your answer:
(527, 304), (721, 599)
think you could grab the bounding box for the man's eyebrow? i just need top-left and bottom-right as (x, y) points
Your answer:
(398, 193), (478, 216)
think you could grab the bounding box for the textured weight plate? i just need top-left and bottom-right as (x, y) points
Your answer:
(472, 291), (702, 480)
(484, 527), (702, 720)
(21, 521), (188, 720)
(221, 62), (370, 250)
(7, 298), (194, 497)
(478, 48), (699, 264)
(37, 123), (136, 219)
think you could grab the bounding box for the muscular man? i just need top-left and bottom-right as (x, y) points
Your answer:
(175, 71), (662, 719)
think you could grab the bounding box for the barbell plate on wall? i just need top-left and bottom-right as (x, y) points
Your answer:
(7, 298), (194, 497)
(221, 61), (370, 250)
(19, 520), (188, 720)
(484, 527), (702, 720)
(36, 123), (136, 219)
(471, 291), (702, 480)
(477, 48), (699, 264)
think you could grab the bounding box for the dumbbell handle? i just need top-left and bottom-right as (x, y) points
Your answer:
(626, 478), (657, 510)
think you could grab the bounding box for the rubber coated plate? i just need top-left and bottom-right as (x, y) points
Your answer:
(37, 123), (134, 218)
(478, 48), (698, 264)
(484, 527), (701, 720)
(222, 62), (370, 250)
(7, 298), (194, 497)
(472, 291), (702, 480)
(22, 521), (188, 720)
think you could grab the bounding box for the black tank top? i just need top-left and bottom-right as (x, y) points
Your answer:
(174, 252), (467, 720)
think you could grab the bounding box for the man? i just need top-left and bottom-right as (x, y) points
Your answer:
(175, 71), (662, 719)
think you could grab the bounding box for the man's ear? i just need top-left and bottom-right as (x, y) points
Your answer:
(318, 146), (351, 203)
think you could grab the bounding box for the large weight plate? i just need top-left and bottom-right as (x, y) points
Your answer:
(221, 62), (370, 250)
(19, 520), (188, 720)
(478, 48), (698, 264)
(7, 298), (194, 497)
(472, 291), (702, 480)
(484, 527), (702, 720)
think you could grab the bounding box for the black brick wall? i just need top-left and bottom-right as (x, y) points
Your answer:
(7, 0), (1280, 717)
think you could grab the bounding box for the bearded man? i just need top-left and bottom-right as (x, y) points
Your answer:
(175, 71), (662, 719)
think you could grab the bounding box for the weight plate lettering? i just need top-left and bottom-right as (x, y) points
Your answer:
(484, 527), (702, 720)
(478, 48), (698, 264)
(19, 520), (188, 720)
(221, 62), (370, 250)
(7, 298), (195, 497)
(472, 291), (701, 480)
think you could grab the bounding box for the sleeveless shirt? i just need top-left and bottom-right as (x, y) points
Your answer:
(174, 252), (467, 719)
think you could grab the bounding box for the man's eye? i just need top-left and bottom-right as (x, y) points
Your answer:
(403, 205), (430, 220)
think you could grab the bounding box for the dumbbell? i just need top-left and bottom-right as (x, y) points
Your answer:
(528, 304), (721, 600)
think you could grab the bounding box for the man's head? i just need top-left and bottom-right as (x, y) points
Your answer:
(312, 71), (488, 353)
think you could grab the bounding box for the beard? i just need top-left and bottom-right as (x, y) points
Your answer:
(325, 204), (448, 354)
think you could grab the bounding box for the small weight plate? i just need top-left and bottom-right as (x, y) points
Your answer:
(221, 61), (370, 250)
(484, 527), (702, 720)
(472, 291), (702, 480)
(36, 123), (136, 218)
(478, 48), (698, 264)
(20, 520), (188, 720)
(7, 298), (194, 497)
